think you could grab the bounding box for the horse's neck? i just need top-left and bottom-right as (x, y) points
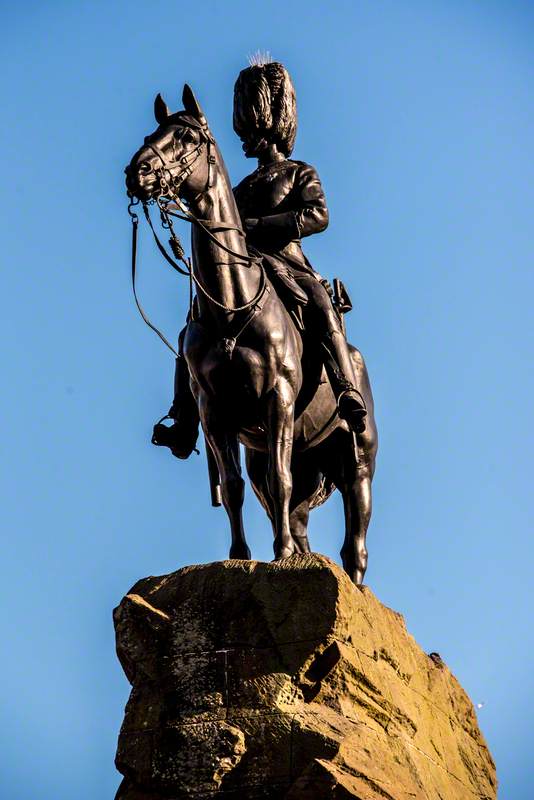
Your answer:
(189, 148), (260, 320)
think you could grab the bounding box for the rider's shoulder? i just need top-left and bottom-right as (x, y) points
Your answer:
(282, 158), (317, 170)
(233, 173), (253, 194)
(290, 159), (315, 168)
(232, 159), (321, 193)
(289, 160), (323, 181)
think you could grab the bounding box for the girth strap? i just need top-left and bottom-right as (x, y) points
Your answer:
(217, 280), (271, 359)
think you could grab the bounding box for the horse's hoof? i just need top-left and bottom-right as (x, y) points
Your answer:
(274, 545), (296, 560)
(341, 560), (366, 586)
(229, 544), (251, 560)
(340, 549), (367, 585)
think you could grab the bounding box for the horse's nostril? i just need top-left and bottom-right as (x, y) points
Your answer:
(138, 161), (152, 175)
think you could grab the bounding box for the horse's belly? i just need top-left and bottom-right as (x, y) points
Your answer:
(238, 371), (344, 453)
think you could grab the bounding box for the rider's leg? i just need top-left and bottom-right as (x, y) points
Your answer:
(296, 275), (367, 433)
(155, 326), (200, 459)
(169, 331), (198, 420)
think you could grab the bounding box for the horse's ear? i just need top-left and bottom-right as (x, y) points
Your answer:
(182, 84), (204, 121)
(154, 93), (171, 125)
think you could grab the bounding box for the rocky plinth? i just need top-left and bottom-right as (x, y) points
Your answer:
(114, 555), (496, 799)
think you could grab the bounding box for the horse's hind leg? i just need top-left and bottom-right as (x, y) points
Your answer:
(333, 434), (373, 585)
(289, 499), (311, 554)
(333, 346), (377, 584)
(246, 449), (312, 554)
(341, 466), (372, 585)
(288, 452), (322, 554)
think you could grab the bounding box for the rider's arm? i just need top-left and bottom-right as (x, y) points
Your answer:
(292, 162), (329, 238)
(247, 163), (329, 240)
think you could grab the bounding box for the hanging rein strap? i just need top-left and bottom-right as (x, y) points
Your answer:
(127, 118), (269, 353)
(142, 203), (190, 277)
(144, 201), (267, 314)
(129, 203), (178, 356)
(128, 198), (268, 355)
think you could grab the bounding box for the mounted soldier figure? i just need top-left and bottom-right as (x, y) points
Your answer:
(126, 58), (377, 583)
(160, 60), (367, 458)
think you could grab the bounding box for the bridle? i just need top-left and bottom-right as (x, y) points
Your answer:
(127, 118), (268, 358)
(143, 121), (214, 199)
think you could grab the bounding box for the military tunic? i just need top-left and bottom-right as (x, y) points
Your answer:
(233, 159), (329, 280)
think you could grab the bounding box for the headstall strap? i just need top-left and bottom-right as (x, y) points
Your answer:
(128, 121), (268, 356)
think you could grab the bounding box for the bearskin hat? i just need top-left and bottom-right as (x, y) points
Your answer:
(233, 61), (297, 157)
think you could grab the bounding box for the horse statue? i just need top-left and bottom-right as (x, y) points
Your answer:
(125, 85), (377, 584)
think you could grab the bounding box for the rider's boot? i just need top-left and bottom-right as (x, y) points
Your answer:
(169, 353), (201, 456)
(322, 329), (367, 435)
(152, 354), (200, 459)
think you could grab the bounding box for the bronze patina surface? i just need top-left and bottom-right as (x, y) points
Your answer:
(125, 62), (377, 583)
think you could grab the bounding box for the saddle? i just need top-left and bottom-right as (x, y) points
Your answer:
(261, 252), (352, 339)
(261, 252), (308, 309)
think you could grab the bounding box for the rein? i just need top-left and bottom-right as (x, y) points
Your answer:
(141, 199), (267, 313)
(164, 195), (261, 265)
(128, 198), (179, 356)
(127, 126), (268, 357)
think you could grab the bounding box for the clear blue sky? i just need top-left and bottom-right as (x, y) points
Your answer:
(1, 1), (532, 797)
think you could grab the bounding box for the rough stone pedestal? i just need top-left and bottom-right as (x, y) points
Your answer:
(114, 555), (496, 799)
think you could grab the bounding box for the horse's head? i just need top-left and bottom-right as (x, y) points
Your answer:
(125, 85), (213, 202)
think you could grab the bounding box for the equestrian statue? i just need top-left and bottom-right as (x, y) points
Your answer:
(125, 60), (377, 584)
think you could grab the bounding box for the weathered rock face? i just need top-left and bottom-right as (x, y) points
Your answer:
(114, 555), (496, 799)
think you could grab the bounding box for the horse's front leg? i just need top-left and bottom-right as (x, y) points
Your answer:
(201, 406), (251, 561)
(266, 381), (296, 560)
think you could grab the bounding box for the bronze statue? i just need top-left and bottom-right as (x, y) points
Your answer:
(125, 62), (377, 584)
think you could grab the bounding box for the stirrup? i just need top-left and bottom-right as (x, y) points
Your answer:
(151, 415), (199, 460)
